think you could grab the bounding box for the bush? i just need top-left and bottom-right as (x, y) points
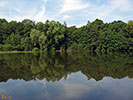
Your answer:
(32, 47), (39, 51)
(0, 44), (14, 51)
(70, 42), (84, 51)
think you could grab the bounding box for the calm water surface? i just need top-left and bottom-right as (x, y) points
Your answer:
(0, 52), (133, 100)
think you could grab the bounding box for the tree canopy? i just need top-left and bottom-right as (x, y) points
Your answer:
(0, 18), (132, 52)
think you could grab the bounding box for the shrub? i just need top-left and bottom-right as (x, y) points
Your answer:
(32, 47), (39, 51)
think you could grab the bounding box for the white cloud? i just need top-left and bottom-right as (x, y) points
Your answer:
(62, 15), (71, 20)
(34, 0), (47, 22)
(0, 0), (48, 22)
(109, 0), (133, 11)
(0, 0), (132, 26)
(60, 0), (90, 14)
(0, 2), (4, 6)
(5, 7), (38, 22)
(14, 8), (21, 13)
(83, 0), (133, 23)
(0, 0), (7, 7)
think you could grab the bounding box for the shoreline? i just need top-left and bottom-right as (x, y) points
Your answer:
(0, 51), (40, 54)
(0, 50), (132, 54)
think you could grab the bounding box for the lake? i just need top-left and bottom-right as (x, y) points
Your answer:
(0, 52), (133, 100)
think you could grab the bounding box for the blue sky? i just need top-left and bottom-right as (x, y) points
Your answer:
(0, 0), (133, 26)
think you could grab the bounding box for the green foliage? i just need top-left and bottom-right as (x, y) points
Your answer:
(30, 29), (42, 47)
(32, 47), (39, 51)
(70, 42), (83, 51)
(21, 37), (33, 51)
(0, 52), (132, 82)
(0, 44), (14, 51)
(0, 18), (132, 52)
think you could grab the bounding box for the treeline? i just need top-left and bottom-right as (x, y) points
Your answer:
(0, 18), (133, 52)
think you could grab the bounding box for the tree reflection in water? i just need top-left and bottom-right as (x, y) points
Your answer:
(0, 52), (132, 82)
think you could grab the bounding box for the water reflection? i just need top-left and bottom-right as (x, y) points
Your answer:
(0, 52), (132, 82)
(0, 52), (133, 100)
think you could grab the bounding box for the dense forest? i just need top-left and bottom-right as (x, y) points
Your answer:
(0, 52), (132, 82)
(0, 18), (133, 52)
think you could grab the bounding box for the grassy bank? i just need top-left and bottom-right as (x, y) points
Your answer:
(0, 51), (41, 54)
(0, 50), (73, 54)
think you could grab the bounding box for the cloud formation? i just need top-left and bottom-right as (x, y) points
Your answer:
(62, 15), (71, 20)
(0, 0), (132, 26)
(0, 2), (4, 7)
(60, 0), (90, 14)
(34, 0), (47, 22)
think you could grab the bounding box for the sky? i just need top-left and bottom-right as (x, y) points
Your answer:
(0, 0), (133, 27)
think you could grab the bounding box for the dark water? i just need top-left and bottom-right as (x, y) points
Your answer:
(0, 52), (133, 100)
